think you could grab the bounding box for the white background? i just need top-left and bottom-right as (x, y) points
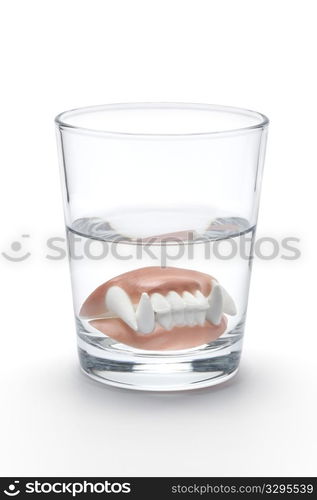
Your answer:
(0, 0), (316, 477)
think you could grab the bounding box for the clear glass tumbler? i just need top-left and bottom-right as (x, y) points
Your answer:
(55, 103), (268, 391)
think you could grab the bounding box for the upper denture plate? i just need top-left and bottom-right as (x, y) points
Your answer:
(136, 292), (155, 334)
(206, 282), (223, 325)
(105, 286), (137, 330)
(194, 290), (209, 325)
(151, 293), (173, 330)
(166, 291), (185, 326)
(182, 291), (200, 326)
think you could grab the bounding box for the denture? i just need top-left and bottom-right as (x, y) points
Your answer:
(80, 266), (237, 350)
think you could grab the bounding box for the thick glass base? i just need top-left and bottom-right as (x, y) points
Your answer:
(77, 325), (243, 391)
(80, 358), (239, 391)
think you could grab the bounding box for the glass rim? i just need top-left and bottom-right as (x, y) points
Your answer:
(55, 102), (269, 138)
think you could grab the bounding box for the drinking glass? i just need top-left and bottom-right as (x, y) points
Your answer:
(55, 103), (268, 391)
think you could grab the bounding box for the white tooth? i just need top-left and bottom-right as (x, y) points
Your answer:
(220, 285), (237, 315)
(105, 286), (137, 331)
(182, 291), (200, 326)
(194, 290), (209, 308)
(166, 291), (185, 326)
(194, 290), (209, 325)
(150, 293), (173, 330)
(136, 292), (155, 334)
(206, 282), (223, 325)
